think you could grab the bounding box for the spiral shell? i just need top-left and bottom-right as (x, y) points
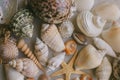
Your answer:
(9, 58), (39, 78)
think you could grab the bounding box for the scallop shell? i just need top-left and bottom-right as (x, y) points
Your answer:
(35, 38), (49, 66)
(9, 58), (39, 78)
(77, 11), (106, 37)
(96, 57), (112, 80)
(102, 22), (120, 53)
(58, 20), (74, 38)
(10, 9), (34, 38)
(93, 3), (120, 21)
(93, 38), (116, 57)
(5, 64), (24, 80)
(41, 24), (65, 52)
(28, 0), (71, 24)
(74, 0), (94, 12)
(47, 52), (65, 72)
(75, 44), (106, 70)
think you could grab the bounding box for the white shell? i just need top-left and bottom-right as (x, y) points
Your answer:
(9, 58), (39, 77)
(96, 57), (112, 80)
(77, 11), (106, 37)
(35, 37), (49, 66)
(75, 44), (106, 70)
(93, 38), (116, 57)
(58, 20), (74, 38)
(47, 52), (65, 72)
(41, 24), (65, 52)
(102, 22), (120, 53)
(74, 0), (94, 12)
(5, 64), (24, 80)
(93, 3), (120, 21)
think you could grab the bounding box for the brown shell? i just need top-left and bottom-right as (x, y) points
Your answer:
(28, 0), (71, 24)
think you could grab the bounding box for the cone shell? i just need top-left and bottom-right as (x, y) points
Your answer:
(41, 24), (65, 52)
(35, 38), (49, 66)
(75, 44), (106, 70)
(9, 58), (39, 78)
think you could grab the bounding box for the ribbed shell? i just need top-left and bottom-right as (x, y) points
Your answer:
(9, 58), (39, 78)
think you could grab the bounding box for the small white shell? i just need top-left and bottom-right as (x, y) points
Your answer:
(58, 20), (74, 39)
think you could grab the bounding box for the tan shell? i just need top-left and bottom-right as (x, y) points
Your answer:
(9, 58), (39, 78)
(41, 24), (65, 52)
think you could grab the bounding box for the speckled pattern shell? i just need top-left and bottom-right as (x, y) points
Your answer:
(28, 0), (71, 24)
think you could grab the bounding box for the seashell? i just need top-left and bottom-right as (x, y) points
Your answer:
(58, 20), (74, 38)
(96, 57), (112, 80)
(80, 75), (92, 80)
(38, 74), (50, 80)
(75, 44), (106, 70)
(93, 3), (120, 21)
(10, 9), (34, 38)
(73, 33), (88, 45)
(65, 40), (77, 55)
(9, 58), (39, 78)
(17, 39), (44, 72)
(28, 0), (71, 24)
(0, 39), (18, 62)
(41, 24), (65, 52)
(74, 0), (94, 12)
(0, 0), (18, 24)
(77, 11), (106, 37)
(47, 52), (65, 72)
(102, 22), (120, 53)
(5, 64), (24, 80)
(93, 38), (116, 57)
(35, 38), (49, 66)
(56, 78), (64, 80)
(26, 78), (34, 80)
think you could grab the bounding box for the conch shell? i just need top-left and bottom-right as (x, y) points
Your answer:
(41, 24), (65, 52)
(96, 57), (112, 80)
(35, 38), (49, 66)
(75, 44), (106, 70)
(9, 58), (39, 78)
(93, 38), (116, 57)
(77, 11), (106, 37)
(47, 52), (65, 72)
(102, 22), (120, 53)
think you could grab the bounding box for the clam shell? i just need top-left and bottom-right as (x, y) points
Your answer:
(41, 24), (65, 52)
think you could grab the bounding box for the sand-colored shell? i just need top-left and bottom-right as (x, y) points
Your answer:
(102, 22), (120, 53)
(77, 11), (106, 37)
(73, 33), (88, 45)
(75, 44), (106, 70)
(17, 39), (44, 71)
(0, 39), (18, 62)
(93, 3), (120, 21)
(74, 0), (94, 12)
(5, 64), (24, 80)
(35, 38), (49, 66)
(9, 58), (39, 78)
(10, 9), (34, 38)
(96, 57), (112, 80)
(58, 20), (74, 38)
(93, 38), (116, 57)
(47, 52), (65, 72)
(41, 24), (65, 52)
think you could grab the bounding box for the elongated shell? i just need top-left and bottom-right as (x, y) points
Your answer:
(35, 38), (49, 66)
(47, 52), (65, 72)
(77, 11), (106, 37)
(10, 9), (34, 38)
(58, 20), (74, 38)
(9, 58), (39, 78)
(93, 38), (116, 57)
(41, 24), (65, 52)
(5, 64), (24, 80)
(96, 57), (112, 80)
(75, 44), (106, 70)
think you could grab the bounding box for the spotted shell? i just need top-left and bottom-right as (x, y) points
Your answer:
(28, 0), (71, 24)
(10, 9), (34, 38)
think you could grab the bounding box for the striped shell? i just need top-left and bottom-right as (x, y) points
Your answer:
(10, 9), (34, 38)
